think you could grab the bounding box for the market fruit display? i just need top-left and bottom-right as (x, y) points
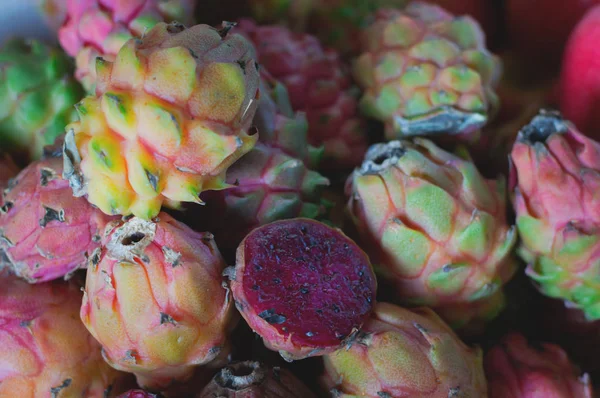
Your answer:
(228, 218), (377, 361)
(63, 22), (260, 220)
(58, 0), (196, 92)
(0, 152), (116, 283)
(510, 110), (600, 320)
(484, 333), (593, 398)
(322, 302), (488, 397)
(1, 0), (599, 396)
(238, 19), (368, 168)
(0, 39), (83, 161)
(198, 361), (317, 397)
(353, 2), (502, 143)
(0, 273), (125, 397)
(80, 213), (235, 389)
(346, 139), (517, 329)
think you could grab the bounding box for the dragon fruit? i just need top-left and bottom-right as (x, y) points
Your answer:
(0, 39), (83, 161)
(58, 0), (195, 92)
(228, 218), (377, 361)
(63, 22), (260, 220)
(198, 361), (316, 397)
(0, 274), (125, 397)
(238, 19), (368, 169)
(0, 152), (116, 283)
(510, 110), (600, 320)
(189, 73), (329, 254)
(322, 302), (487, 397)
(484, 333), (593, 398)
(80, 213), (235, 390)
(346, 139), (517, 329)
(353, 2), (501, 143)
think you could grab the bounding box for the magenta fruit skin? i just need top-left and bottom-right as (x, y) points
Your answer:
(229, 218), (377, 361)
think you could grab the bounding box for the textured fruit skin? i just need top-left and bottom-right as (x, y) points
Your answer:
(0, 275), (124, 398)
(238, 19), (368, 169)
(353, 2), (501, 143)
(58, 0), (195, 92)
(322, 302), (487, 397)
(80, 213), (235, 390)
(193, 73), (329, 253)
(230, 218), (377, 361)
(0, 154), (116, 283)
(198, 361), (316, 398)
(81, 213), (233, 388)
(118, 390), (161, 398)
(0, 39), (83, 161)
(509, 110), (600, 320)
(507, 0), (600, 70)
(346, 139), (517, 325)
(560, 5), (600, 139)
(484, 333), (593, 398)
(63, 22), (260, 220)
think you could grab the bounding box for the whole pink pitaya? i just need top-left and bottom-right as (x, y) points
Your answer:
(0, 274), (126, 397)
(510, 110), (600, 320)
(58, 0), (195, 92)
(198, 361), (316, 397)
(484, 333), (593, 398)
(0, 152), (116, 283)
(237, 19), (368, 169)
(228, 218), (377, 361)
(81, 213), (235, 390)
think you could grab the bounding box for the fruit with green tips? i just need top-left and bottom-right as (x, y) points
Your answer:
(63, 22), (260, 220)
(346, 139), (517, 328)
(353, 2), (501, 143)
(509, 110), (600, 320)
(0, 39), (83, 161)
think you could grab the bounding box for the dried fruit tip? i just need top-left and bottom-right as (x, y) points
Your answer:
(517, 109), (569, 144)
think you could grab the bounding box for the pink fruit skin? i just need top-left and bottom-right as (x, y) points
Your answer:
(560, 5), (600, 139)
(0, 155), (117, 283)
(0, 275), (125, 397)
(231, 218), (377, 361)
(484, 333), (593, 398)
(117, 390), (159, 398)
(237, 19), (368, 169)
(81, 213), (235, 390)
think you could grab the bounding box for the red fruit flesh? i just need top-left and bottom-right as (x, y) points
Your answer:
(560, 5), (600, 139)
(232, 218), (376, 360)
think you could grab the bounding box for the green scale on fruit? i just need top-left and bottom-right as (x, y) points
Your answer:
(0, 39), (83, 161)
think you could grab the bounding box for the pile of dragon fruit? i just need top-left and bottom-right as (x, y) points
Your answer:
(2, 0), (600, 396)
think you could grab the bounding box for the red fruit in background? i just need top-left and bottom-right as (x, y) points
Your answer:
(507, 0), (600, 70)
(560, 5), (600, 139)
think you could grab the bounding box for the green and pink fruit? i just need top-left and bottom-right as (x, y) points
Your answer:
(0, 275), (125, 398)
(484, 333), (593, 398)
(198, 361), (316, 397)
(322, 302), (487, 397)
(0, 153), (116, 283)
(238, 19), (368, 168)
(509, 110), (600, 320)
(63, 22), (260, 220)
(191, 73), (329, 253)
(80, 213), (235, 390)
(58, 0), (195, 92)
(346, 139), (517, 328)
(228, 218), (377, 361)
(353, 2), (501, 143)
(0, 39), (83, 161)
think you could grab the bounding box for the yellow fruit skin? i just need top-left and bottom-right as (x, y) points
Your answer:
(64, 22), (260, 220)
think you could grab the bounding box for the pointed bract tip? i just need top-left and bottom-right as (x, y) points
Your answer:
(517, 109), (569, 145)
(358, 141), (406, 175)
